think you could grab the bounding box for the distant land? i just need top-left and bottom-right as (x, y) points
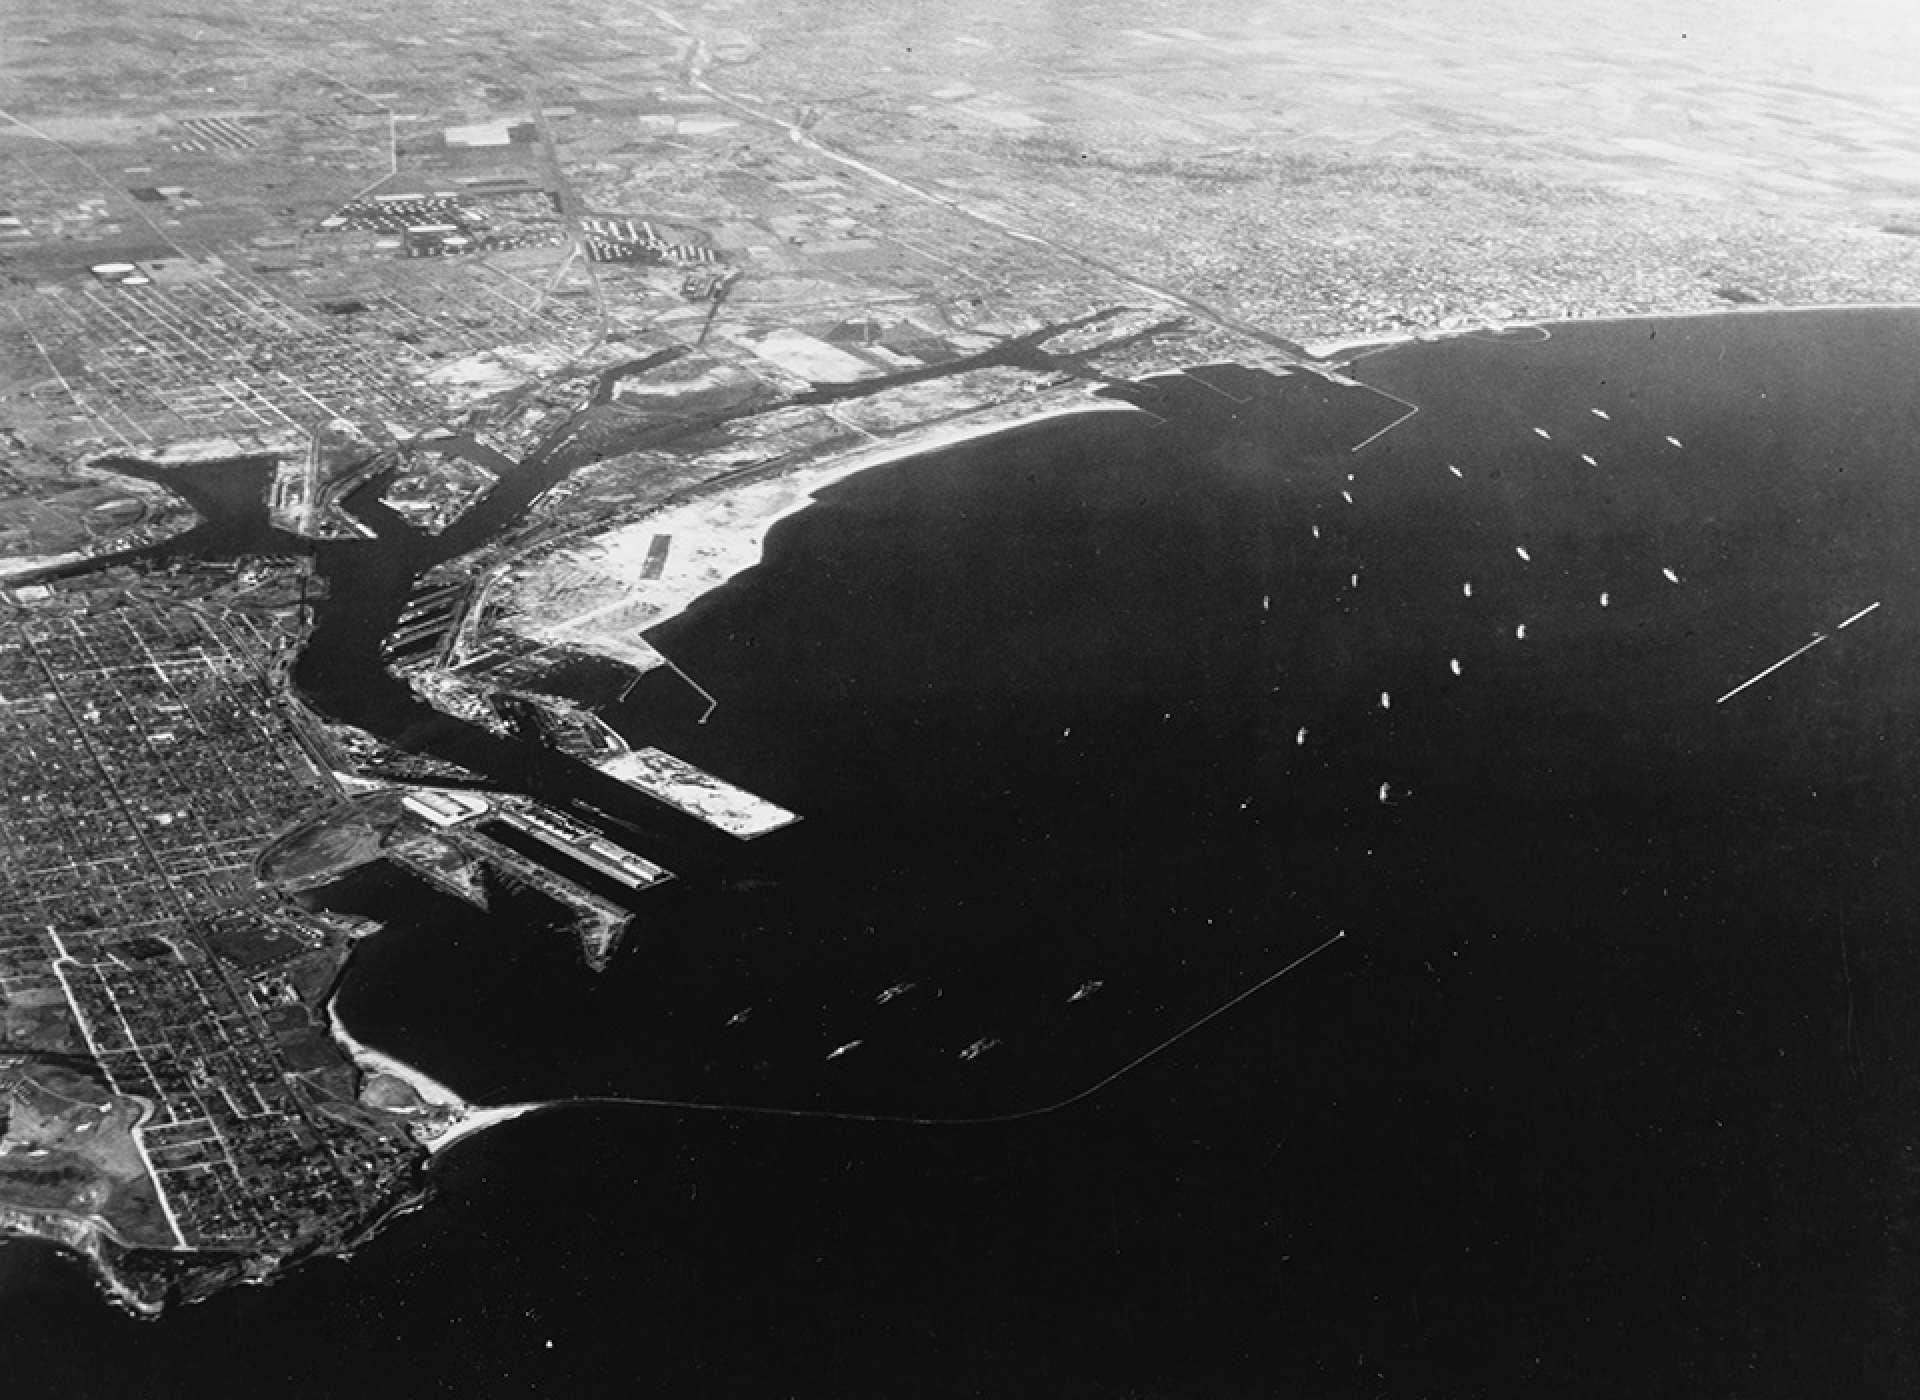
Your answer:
(2, 0), (1919, 1350)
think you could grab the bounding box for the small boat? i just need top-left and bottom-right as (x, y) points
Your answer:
(726, 1007), (752, 1027)
(876, 982), (916, 1005)
(959, 1037), (1000, 1062)
(826, 1039), (863, 1061)
(1069, 980), (1104, 1003)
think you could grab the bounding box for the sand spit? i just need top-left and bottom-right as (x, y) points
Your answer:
(326, 998), (538, 1155)
(504, 396), (1143, 674)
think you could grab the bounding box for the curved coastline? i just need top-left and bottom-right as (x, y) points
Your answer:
(324, 997), (541, 1155)
(320, 394), (1156, 1150)
(320, 298), (1920, 1164)
(500, 392), (1147, 676)
(1305, 297), (1920, 363)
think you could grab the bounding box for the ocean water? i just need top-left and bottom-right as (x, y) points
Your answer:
(9, 309), (1920, 1397)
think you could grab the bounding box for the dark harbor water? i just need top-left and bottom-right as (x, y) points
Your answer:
(10, 309), (1920, 1397)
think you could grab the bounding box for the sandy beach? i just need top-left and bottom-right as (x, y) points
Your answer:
(503, 394), (1144, 673)
(327, 997), (468, 1108)
(327, 996), (543, 1153)
(1303, 299), (1920, 363)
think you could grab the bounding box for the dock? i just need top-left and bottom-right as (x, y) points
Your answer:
(594, 746), (798, 839)
(491, 798), (674, 890)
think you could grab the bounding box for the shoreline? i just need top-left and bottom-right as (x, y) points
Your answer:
(423, 1103), (546, 1156)
(503, 392), (1144, 673)
(325, 994), (541, 1153)
(1303, 298), (1920, 362)
(314, 399), (1158, 1148)
(326, 995), (468, 1109)
(0, 1203), (166, 1318)
(502, 297), (1920, 680)
(284, 297), (1920, 1157)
